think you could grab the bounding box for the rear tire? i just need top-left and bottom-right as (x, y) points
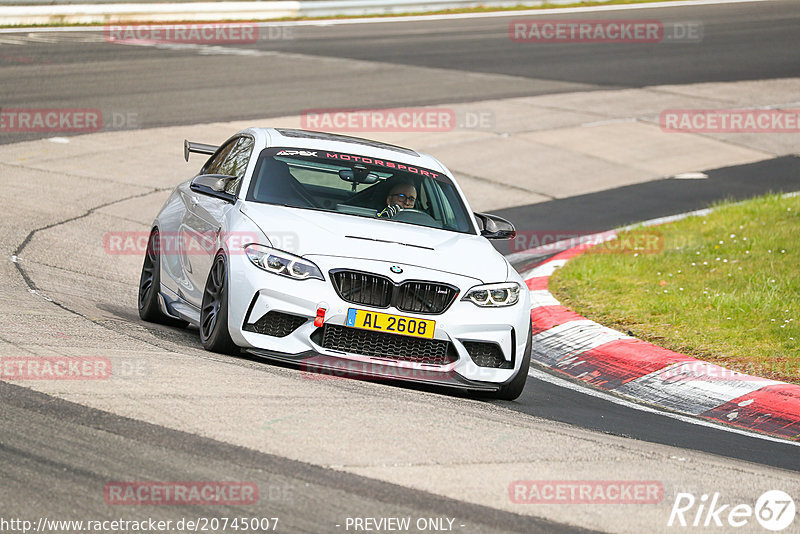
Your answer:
(199, 253), (238, 354)
(138, 229), (188, 327)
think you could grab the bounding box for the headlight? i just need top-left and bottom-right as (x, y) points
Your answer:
(462, 282), (520, 307)
(244, 244), (323, 281)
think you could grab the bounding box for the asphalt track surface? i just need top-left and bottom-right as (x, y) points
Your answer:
(1, 0), (799, 144)
(2, 0), (800, 530)
(0, 381), (587, 534)
(493, 155), (800, 255)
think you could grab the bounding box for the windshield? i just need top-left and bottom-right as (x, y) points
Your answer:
(245, 147), (475, 233)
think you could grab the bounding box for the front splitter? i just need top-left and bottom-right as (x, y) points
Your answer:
(244, 348), (501, 392)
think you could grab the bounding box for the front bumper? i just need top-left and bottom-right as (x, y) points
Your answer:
(226, 254), (531, 387)
(244, 348), (503, 391)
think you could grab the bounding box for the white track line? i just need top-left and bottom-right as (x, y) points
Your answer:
(528, 367), (800, 447)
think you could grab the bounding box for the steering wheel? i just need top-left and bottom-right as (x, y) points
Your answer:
(391, 209), (442, 227)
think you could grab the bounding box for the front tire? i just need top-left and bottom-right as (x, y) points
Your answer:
(138, 229), (187, 327)
(199, 253), (238, 354)
(490, 326), (532, 401)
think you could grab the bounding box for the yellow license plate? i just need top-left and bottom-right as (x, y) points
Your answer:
(345, 308), (435, 339)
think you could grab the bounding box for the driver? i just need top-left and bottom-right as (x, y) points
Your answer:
(377, 180), (417, 219)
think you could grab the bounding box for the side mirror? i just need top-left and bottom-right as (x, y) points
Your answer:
(474, 212), (516, 240)
(190, 174), (238, 203)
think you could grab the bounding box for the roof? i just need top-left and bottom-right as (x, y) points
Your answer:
(274, 128), (419, 157)
(237, 127), (451, 179)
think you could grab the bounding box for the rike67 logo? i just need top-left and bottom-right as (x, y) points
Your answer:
(668, 490), (795, 531)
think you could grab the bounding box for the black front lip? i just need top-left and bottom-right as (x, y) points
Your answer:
(244, 347), (502, 392)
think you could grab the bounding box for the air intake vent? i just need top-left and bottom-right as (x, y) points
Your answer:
(244, 311), (307, 338)
(319, 324), (456, 366)
(395, 281), (458, 314)
(330, 270), (458, 315)
(462, 341), (510, 369)
(331, 270), (393, 308)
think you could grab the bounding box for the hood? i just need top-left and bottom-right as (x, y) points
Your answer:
(240, 203), (509, 283)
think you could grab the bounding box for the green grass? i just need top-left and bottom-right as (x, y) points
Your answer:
(1, 0), (688, 29)
(550, 193), (800, 384)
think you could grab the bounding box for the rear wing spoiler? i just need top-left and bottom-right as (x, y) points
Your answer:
(184, 139), (218, 162)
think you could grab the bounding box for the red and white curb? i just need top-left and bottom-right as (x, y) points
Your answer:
(523, 237), (800, 442)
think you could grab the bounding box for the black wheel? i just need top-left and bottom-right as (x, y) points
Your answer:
(138, 229), (187, 327)
(199, 253), (238, 354)
(489, 326), (532, 401)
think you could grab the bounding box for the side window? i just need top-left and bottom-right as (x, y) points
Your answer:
(219, 137), (254, 179)
(219, 137), (254, 195)
(201, 137), (254, 196)
(424, 178), (461, 231)
(202, 141), (236, 176)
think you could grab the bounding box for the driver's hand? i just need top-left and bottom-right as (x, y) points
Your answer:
(378, 204), (403, 219)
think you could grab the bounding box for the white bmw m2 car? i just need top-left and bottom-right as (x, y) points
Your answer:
(138, 128), (531, 399)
